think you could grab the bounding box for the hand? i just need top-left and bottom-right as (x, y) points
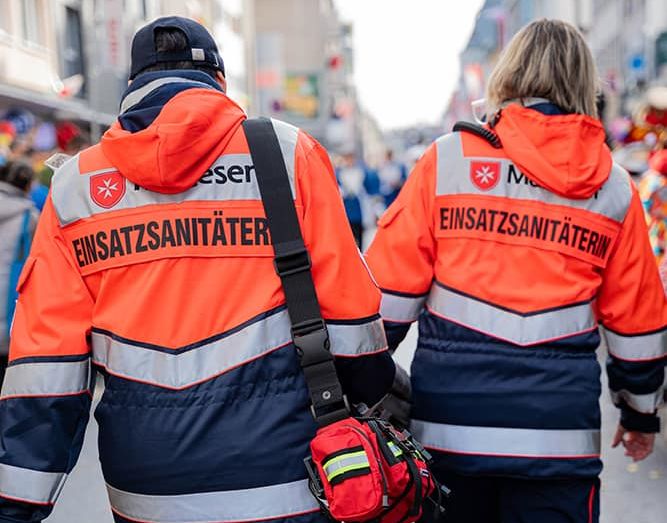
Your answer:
(611, 425), (655, 462)
(378, 365), (412, 429)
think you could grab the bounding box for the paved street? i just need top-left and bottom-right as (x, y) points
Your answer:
(46, 325), (666, 522)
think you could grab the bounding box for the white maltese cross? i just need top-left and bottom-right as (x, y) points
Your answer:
(97, 178), (119, 199)
(475, 165), (495, 185)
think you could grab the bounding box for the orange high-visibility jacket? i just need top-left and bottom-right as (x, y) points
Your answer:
(366, 102), (667, 479)
(0, 75), (394, 523)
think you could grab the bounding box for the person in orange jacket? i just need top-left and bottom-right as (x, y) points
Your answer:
(0, 17), (396, 523)
(366, 20), (666, 523)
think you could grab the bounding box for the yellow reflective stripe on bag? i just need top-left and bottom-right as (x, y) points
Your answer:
(387, 441), (403, 458)
(322, 447), (371, 485)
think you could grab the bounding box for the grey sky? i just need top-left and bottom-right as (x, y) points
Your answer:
(336, 0), (485, 130)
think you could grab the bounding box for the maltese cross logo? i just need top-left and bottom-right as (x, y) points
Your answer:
(470, 160), (501, 191)
(98, 178), (118, 199)
(90, 171), (126, 208)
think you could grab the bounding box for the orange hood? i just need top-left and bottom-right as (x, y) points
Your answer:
(101, 89), (246, 194)
(493, 104), (612, 199)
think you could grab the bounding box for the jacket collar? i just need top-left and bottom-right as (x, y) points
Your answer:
(502, 97), (566, 116)
(118, 70), (223, 133)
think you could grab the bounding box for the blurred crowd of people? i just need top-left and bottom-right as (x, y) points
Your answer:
(334, 149), (408, 248)
(0, 109), (90, 211)
(608, 85), (667, 288)
(0, 108), (90, 377)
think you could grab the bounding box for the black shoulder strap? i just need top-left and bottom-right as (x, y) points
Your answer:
(242, 117), (349, 426)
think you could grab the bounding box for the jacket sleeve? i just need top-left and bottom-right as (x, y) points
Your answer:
(365, 145), (437, 352)
(596, 184), (667, 433)
(297, 135), (395, 407)
(0, 198), (94, 522)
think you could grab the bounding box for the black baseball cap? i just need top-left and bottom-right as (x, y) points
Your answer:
(129, 16), (225, 80)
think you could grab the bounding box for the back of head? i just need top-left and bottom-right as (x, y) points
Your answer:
(486, 19), (598, 117)
(0, 161), (34, 193)
(129, 16), (225, 81)
(103, 17), (241, 195)
(138, 27), (218, 80)
(484, 20), (611, 199)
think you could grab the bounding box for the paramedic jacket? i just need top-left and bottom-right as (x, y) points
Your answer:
(0, 71), (395, 523)
(366, 102), (667, 479)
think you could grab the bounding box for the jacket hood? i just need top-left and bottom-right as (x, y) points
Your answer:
(0, 181), (33, 222)
(493, 104), (612, 199)
(100, 89), (246, 194)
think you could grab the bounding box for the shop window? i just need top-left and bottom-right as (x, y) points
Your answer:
(21, 0), (44, 46)
(63, 6), (86, 95)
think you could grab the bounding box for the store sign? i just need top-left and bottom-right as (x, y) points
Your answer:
(283, 73), (320, 119)
(102, 0), (126, 71)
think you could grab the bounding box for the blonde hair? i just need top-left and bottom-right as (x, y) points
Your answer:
(486, 19), (599, 117)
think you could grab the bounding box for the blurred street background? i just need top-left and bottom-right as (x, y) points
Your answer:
(5, 0), (667, 250)
(1, 0), (667, 521)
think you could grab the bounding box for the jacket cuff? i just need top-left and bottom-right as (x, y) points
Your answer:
(620, 403), (661, 433)
(383, 321), (411, 354)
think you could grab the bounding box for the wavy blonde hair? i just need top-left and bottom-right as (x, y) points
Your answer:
(486, 19), (599, 117)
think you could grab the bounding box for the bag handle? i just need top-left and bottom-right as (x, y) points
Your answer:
(242, 117), (349, 426)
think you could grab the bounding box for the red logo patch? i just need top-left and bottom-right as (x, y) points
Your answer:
(470, 161), (501, 191)
(90, 172), (126, 209)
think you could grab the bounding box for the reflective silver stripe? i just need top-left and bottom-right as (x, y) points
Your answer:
(0, 359), (91, 398)
(85, 167), (118, 177)
(51, 122), (300, 226)
(50, 154), (85, 225)
(611, 388), (665, 414)
(52, 153), (297, 226)
(328, 316), (387, 356)
(603, 328), (667, 361)
(426, 283), (596, 346)
(107, 479), (319, 523)
(92, 310), (293, 389)
(92, 312), (385, 388)
(0, 462), (67, 504)
(380, 292), (426, 323)
(411, 420), (601, 458)
(120, 77), (214, 113)
(271, 118), (298, 194)
(434, 133), (632, 223)
(610, 372), (667, 413)
(323, 451), (370, 481)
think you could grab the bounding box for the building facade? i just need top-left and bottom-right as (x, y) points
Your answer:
(250, 0), (360, 152)
(0, 0), (116, 131)
(443, 0), (667, 127)
(0, 0), (250, 141)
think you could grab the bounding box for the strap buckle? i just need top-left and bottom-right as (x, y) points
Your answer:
(292, 319), (330, 364)
(292, 320), (350, 424)
(304, 456), (329, 509)
(274, 246), (311, 278)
